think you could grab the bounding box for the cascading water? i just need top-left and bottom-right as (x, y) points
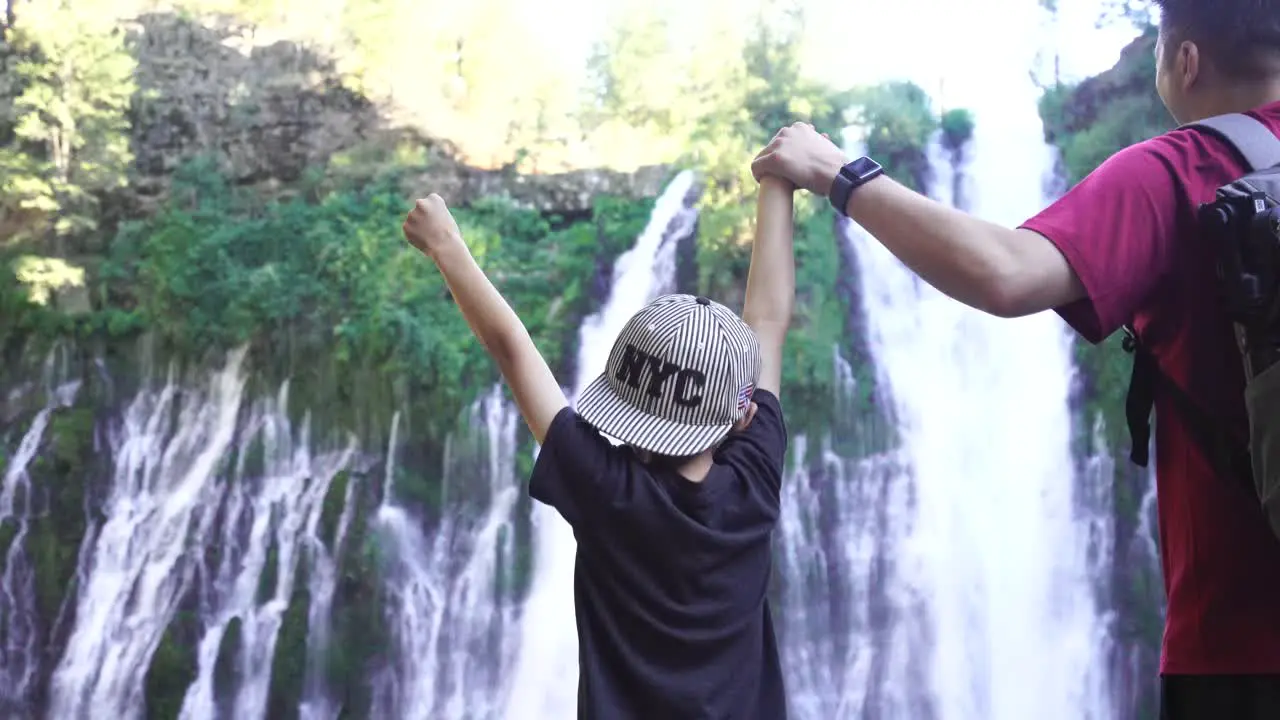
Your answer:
(776, 352), (923, 719)
(369, 384), (521, 720)
(829, 30), (1113, 717)
(505, 169), (698, 718)
(48, 349), (251, 719)
(298, 461), (360, 720)
(48, 349), (358, 720)
(0, 350), (81, 717)
(176, 382), (356, 720)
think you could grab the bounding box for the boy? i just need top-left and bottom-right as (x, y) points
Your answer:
(401, 175), (797, 718)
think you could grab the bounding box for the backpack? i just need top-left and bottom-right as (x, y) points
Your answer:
(1122, 111), (1280, 539)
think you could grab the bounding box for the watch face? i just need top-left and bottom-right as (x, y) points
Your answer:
(846, 157), (880, 181)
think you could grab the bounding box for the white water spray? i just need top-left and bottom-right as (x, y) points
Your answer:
(505, 169), (698, 718)
(177, 381), (356, 720)
(0, 350), (80, 716)
(775, 352), (921, 719)
(49, 349), (250, 719)
(370, 384), (521, 720)
(47, 349), (358, 720)
(841, 31), (1112, 714)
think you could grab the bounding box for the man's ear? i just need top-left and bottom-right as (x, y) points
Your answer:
(732, 401), (758, 433)
(1178, 39), (1202, 91)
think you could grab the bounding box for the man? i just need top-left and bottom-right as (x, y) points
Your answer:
(402, 176), (797, 718)
(751, 0), (1280, 717)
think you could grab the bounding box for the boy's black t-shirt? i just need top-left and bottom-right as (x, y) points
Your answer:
(529, 389), (788, 720)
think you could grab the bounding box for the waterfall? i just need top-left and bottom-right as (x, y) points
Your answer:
(47, 348), (358, 720)
(505, 169), (699, 718)
(175, 381), (356, 720)
(776, 351), (925, 718)
(369, 384), (522, 720)
(49, 349), (250, 719)
(0, 350), (80, 717)
(824, 68), (1112, 720)
(298, 462), (359, 720)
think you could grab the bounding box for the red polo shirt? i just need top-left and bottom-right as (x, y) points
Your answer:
(1022, 100), (1280, 674)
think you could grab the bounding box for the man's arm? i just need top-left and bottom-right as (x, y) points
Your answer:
(403, 196), (567, 442)
(741, 177), (795, 396)
(751, 123), (1086, 318)
(844, 175), (1086, 318)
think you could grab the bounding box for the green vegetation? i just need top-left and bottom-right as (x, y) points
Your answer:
(940, 108), (976, 152)
(853, 81), (941, 192)
(0, 3), (135, 248)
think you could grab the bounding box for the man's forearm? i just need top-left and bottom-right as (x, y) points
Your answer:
(742, 178), (795, 331)
(844, 175), (1027, 315)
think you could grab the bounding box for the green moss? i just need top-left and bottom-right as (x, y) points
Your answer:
(26, 406), (92, 616)
(213, 618), (243, 708)
(267, 587), (310, 720)
(0, 519), (17, 575)
(145, 609), (200, 720)
(258, 541), (280, 605)
(322, 484), (385, 715)
(318, 470), (351, 549)
(940, 108), (976, 151)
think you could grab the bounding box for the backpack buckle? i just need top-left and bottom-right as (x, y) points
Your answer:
(1121, 325), (1138, 353)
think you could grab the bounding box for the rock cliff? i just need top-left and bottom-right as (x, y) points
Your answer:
(121, 13), (667, 217)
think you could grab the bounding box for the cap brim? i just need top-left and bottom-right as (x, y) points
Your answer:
(575, 373), (732, 457)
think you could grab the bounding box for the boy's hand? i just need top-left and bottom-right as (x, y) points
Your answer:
(403, 194), (463, 258)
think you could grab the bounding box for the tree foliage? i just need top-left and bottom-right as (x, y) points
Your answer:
(0, 1), (134, 248)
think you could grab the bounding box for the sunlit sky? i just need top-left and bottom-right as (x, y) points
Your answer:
(526, 0), (1148, 109)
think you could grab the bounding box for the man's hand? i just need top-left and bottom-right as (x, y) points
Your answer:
(751, 122), (848, 196)
(402, 194), (463, 258)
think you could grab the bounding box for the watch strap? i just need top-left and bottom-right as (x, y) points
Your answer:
(828, 157), (884, 217)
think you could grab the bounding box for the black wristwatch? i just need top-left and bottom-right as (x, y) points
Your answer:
(828, 157), (883, 217)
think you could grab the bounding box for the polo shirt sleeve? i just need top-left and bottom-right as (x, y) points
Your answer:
(1019, 139), (1182, 343)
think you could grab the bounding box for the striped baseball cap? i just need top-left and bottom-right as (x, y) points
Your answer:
(575, 293), (762, 456)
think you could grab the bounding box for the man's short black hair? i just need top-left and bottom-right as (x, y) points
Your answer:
(1155, 0), (1280, 79)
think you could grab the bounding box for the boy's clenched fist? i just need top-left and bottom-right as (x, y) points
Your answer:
(402, 194), (463, 258)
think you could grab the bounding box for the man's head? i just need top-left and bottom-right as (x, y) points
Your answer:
(1154, 0), (1280, 123)
(575, 294), (762, 458)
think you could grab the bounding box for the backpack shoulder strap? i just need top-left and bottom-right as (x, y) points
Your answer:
(1183, 112), (1280, 171)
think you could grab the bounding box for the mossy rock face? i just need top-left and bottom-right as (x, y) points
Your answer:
(1039, 28), (1172, 186)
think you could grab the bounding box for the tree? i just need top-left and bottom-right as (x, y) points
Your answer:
(0, 0), (134, 251)
(1097, 0), (1156, 30)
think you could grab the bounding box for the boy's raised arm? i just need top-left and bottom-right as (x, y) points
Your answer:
(740, 177), (795, 397)
(402, 195), (568, 443)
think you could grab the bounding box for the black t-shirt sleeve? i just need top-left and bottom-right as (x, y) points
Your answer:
(528, 406), (633, 529)
(715, 389), (787, 502)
